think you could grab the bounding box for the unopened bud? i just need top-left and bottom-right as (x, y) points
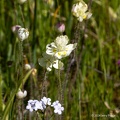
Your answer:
(56, 23), (65, 33)
(11, 25), (21, 33)
(25, 64), (31, 70)
(16, 89), (27, 99)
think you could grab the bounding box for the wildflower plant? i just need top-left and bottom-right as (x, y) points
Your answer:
(2, 0), (120, 119)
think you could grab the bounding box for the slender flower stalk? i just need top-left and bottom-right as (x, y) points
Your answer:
(58, 70), (62, 103)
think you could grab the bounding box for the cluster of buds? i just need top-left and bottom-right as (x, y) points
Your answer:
(12, 25), (29, 41)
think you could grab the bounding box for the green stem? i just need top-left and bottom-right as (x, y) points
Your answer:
(58, 70), (62, 103)
(42, 71), (48, 97)
(36, 111), (43, 120)
(19, 5), (25, 27)
(49, 113), (54, 120)
(19, 41), (23, 79)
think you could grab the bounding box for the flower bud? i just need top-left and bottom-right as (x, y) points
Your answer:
(25, 64), (31, 70)
(32, 68), (37, 76)
(17, 27), (29, 41)
(11, 25), (21, 33)
(16, 89), (27, 99)
(56, 22), (65, 33)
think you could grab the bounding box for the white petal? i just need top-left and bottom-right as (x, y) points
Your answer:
(54, 35), (69, 47)
(65, 43), (77, 56)
(54, 52), (63, 59)
(46, 42), (56, 49)
(53, 60), (59, 69)
(78, 17), (83, 22)
(53, 60), (64, 70)
(86, 12), (92, 19)
(46, 62), (52, 71)
(46, 49), (55, 56)
(58, 111), (62, 115)
(23, 90), (27, 97)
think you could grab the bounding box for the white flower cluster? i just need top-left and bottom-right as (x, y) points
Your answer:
(26, 97), (64, 115)
(51, 100), (64, 115)
(72, 0), (92, 22)
(38, 35), (77, 71)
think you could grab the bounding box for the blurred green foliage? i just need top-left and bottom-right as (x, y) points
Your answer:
(0, 0), (120, 119)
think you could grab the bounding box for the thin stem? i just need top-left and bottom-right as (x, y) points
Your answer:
(19, 5), (25, 27)
(58, 70), (63, 120)
(36, 111), (43, 120)
(42, 71), (48, 97)
(19, 41), (23, 76)
(49, 113), (54, 120)
(58, 70), (62, 103)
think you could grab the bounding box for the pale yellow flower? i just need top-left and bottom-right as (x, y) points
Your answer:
(72, 0), (92, 22)
(46, 35), (77, 59)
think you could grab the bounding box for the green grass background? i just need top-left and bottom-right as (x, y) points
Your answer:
(0, 0), (120, 119)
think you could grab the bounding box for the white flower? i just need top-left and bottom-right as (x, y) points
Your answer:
(16, 89), (27, 99)
(46, 35), (77, 59)
(41, 96), (51, 109)
(12, 25), (29, 41)
(72, 0), (92, 22)
(26, 100), (44, 112)
(24, 64), (31, 70)
(17, 27), (29, 41)
(41, 97), (51, 106)
(38, 53), (64, 71)
(51, 100), (60, 107)
(51, 101), (64, 115)
(54, 104), (64, 115)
